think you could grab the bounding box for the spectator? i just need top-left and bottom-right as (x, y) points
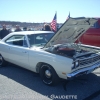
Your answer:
(23, 27), (27, 31)
(28, 29), (30, 31)
(42, 24), (51, 31)
(8, 28), (12, 33)
(0, 24), (9, 39)
(15, 25), (22, 32)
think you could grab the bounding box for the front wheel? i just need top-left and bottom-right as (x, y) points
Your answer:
(39, 63), (59, 86)
(0, 54), (7, 67)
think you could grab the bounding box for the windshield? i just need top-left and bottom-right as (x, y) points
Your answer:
(28, 33), (54, 47)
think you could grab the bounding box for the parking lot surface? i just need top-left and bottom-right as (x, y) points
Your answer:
(0, 64), (100, 100)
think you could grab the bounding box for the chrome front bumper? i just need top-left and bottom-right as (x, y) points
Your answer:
(67, 63), (100, 80)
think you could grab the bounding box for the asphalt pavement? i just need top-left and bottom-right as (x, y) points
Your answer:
(0, 64), (100, 100)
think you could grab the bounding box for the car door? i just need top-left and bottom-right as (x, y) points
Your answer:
(5, 35), (30, 69)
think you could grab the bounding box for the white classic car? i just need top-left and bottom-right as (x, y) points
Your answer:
(0, 18), (100, 86)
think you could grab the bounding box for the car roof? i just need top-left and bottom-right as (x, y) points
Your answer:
(10, 31), (54, 35)
(1, 31), (55, 42)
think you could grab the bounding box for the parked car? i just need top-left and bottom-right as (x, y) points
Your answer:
(76, 18), (100, 47)
(0, 18), (100, 86)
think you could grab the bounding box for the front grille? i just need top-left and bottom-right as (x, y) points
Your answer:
(79, 55), (100, 67)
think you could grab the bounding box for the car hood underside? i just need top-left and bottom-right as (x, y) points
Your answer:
(44, 17), (97, 48)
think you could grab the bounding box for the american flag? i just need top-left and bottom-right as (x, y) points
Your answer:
(51, 13), (57, 32)
(66, 12), (70, 20)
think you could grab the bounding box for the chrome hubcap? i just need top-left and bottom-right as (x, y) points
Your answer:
(45, 70), (51, 78)
(0, 56), (3, 65)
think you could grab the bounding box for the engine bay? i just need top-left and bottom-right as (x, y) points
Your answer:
(45, 43), (95, 58)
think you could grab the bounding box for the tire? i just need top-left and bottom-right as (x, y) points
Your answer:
(0, 54), (7, 67)
(39, 63), (59, 86)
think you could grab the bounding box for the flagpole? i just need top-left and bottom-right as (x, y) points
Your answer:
(56, 11), (57, 31)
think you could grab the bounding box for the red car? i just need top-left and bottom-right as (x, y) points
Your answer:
(76, 18), (100, 47)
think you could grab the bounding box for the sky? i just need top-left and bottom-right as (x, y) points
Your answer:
(0, 0), (100, 23)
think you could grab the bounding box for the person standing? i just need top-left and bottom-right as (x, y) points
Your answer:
(14, 25), (22, 32)
(42, 24), (51, 31)
(23, 27), (27, 31)
(0, 25), (9, 39)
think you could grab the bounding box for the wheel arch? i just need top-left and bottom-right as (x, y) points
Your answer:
(36, 62), (58, 76)
(36, 62), (52, 73)
(0, 53), (7, 67)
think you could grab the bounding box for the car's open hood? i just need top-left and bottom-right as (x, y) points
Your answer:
(44, 17), (97, 48)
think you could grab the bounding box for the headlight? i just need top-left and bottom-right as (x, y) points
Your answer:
(72, 60), (79, 70)
(75, 61), (79, 67)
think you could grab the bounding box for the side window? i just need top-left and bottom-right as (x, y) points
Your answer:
(91, 21), (100, 28)
(94, 22), (100, 28)
(5, 35), (28, 47)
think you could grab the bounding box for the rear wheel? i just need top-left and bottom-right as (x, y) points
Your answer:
(0, 54), (7, 67)
(39, 63), (59, 86)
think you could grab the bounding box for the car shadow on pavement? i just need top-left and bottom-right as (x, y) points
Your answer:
(0, 64), (100, 100)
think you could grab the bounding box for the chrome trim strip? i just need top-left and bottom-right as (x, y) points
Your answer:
(67, 63), (100, 78)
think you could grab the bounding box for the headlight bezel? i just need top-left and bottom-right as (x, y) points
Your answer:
(72, 60), (79, 70)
